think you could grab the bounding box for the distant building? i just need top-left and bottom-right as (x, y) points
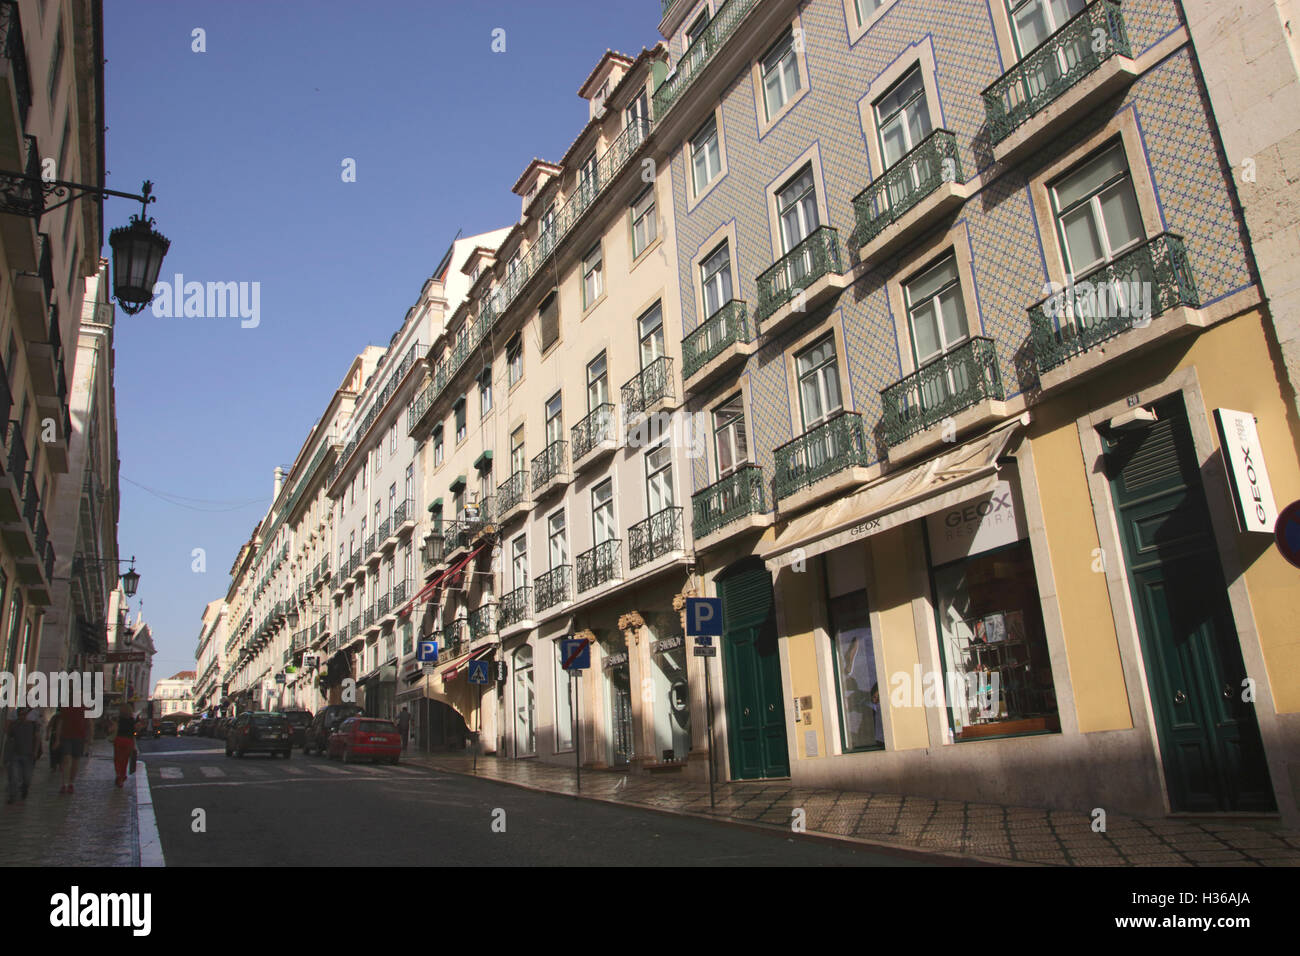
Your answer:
(153, 670), (196, 717)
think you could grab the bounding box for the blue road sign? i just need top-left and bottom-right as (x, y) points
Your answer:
(686, 597), (723, 636)
(561, 637), (591, 671)
(1276, 500), (1300, 568)
(467, 659), (490, 685)
(417, 640), (439, 663)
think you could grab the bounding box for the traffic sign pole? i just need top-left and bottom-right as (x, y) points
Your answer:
(573, 671), (581, 793)
(704, 652), (717, 810)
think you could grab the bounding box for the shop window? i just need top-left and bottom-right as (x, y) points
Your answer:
(554, 639), (574, 752)
(513, 644), (536, 756)
(603, 632), (633, 768)
(650, 619), (691, 762)
(827, 589), (881, 751)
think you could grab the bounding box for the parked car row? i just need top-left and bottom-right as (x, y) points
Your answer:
(205, 705), (402, 765)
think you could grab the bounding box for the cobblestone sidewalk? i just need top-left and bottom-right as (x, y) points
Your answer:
(403, 752), (1300, 866)
(0, 742), (138, 867)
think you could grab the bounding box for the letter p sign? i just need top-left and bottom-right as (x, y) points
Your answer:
(686, 597), (723, 636)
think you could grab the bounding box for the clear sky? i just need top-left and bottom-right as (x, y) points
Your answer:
(102, 1), (663, 688)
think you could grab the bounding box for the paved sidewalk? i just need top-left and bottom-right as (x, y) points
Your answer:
(402, 752), (1300, 866)
(0, 742), (137, 867)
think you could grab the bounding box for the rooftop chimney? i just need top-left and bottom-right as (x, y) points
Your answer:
(274, 466), (285, 499)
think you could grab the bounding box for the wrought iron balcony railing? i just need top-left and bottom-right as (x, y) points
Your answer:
(364, 606), (376, 628)
(497, 469), (529, 513)
(1, 1), (32, 126)
(622, 356), (675, 416)
(572, 404), (617, 462)
(349, 618), (360, 639)
(468, 604), (497, 640)
(692, 465), (767, 539)
(852, 130), (963, 248)
(5, 420), (27, 485)
(364, 534), (376, 557)
(773, 412), (870, 502)
(652, 0), (758, 120)
(531, 440), (568, 492)
(533, 565), (573, 612)
(393, 498), (414, 528)
(983, 0), (1131, 145)
(500, 586), (532, 628)
(443, 619), (468, 659)
(628, 507), (684, 569)
(377, 518), (391, 542)
(577, 539), (622, 592)
(392, 579), (410, 606)
(881, 338), (1005, 447)
(1029, 233), (1199, 373)
(755, 227), (843, 323)
(442, 520), (470, 554)
(682, 300), (752, 380)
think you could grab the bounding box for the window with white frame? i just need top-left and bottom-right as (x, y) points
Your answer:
(592, 479), (615, 544)
(433, 426), (444, 466)
(587, 352), (608, 412)
(777, 164), (820, 254)
(582, 244), (604, 308)
(479, 370), (493, 417)
(511, 534), (528, 590)
(645, 439), (674, 514)
(875, 66), (932, 170)
(454, 397), (467, 443)
(1050, 141), (1144, 280)
(507, 335), (523, 386)
(700, 242), (733, 319)
(404, 464), (413, 505)
(631, 187), (657, 257)
(795, 333), (843, 431)
(638, 303), (665, 369)
(545, 392), (563, 446)
(685, 9), (710, 48)
(903, 253), (973, 409)
(510, 427), (526, 475)
(691, 117), (722, 196)
(855, 0), (887, 26)
(713, 394), (749, 479)
(761, 30), (801, 120)
(548, 510), (567, 569)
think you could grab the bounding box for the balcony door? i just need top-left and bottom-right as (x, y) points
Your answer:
(904, 254), (972, 413)
(511, 534), (528, 592)
(548, 510), (567, 570)
(875, 67), (933, 209)
(1008, 0), (1090, 101)
(545, 393), (563, 447)
(638, 303), (665, 370)
(645, 440), (674, 515)
(593, 480), (615, 546)
(794, 334), (844, 480)
(587, 353), (608, 412)
(777, 166), (820, 285)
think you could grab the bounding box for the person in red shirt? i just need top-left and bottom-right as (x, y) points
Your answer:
(57, 705), (89, 795)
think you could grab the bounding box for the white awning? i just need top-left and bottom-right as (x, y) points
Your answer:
(762, 415), (1027, 570)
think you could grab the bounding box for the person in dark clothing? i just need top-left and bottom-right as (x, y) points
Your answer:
(58, 705), (89, 794)
(5, 707), (41, 803)
(112, 704), (136, 788)
(47, 709), (64, 772)
(396, 705), (411, 751)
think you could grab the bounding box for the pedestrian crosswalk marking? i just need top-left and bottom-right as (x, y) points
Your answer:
(160, 767), (182, 779)
(241, 767), (268, 776)
(199, 766), (225, 778)
(284, 767), (305, 775)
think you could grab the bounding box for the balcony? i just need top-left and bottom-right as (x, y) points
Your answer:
(443, 520), (472, 559)
(691, 465), (771, 551)
(0, 1), (32, 131)
(628, 506), (685, 570)
(572, 403), (619, 470)
(881, 337), (1007, 461)
(533, 565), (573, 613)
(531, 440), (570, 499)
(0, 134), (40, 244)
(377, 593), (391, 619)
(349, 550), (363, 580)
(364, 606), (376, 629)
(621, 356), (676, 420)
(773, 412), (872, 512)
(1029, 233), (1202, 393)
(982, 0), (1136, 165)
(851, 130), (970, 268)
(496, 470), (531, 525)
(499, 586), (534, 631)
(577, 539), (622, 593)
(364, 534), (378, 563)
(377, 518), (391, 544)
(0, 419), (25, 521)
(755, 227), (846, 338)
(468, 604), (498, 641)
(391, 579), (410, 607)
(652, 0), (758, 121)
(14, 228), (53, 338)
(682, 300), (755, 395)
(349, 618), (360, 641)
(393, 498), (416, 536)
(443, 619), (468, 660)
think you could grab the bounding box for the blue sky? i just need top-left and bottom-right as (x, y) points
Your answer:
(103, 1), (662, 686)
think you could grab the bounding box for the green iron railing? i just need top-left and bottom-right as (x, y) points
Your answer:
(577, 539), (621, 592)
(774, 413), (870, 501)
(682, 300), (753, 380)
(652, 0), (758, 120)
(983, 0), (1131, 145)
(534, 565), (573, 612)
(468, 604), (497, 640)
(628, 507), (684, 569)
(755, 227), (843, 323)
(881, 337), (1005, 447)
(621, 356), (675, 415)
(497, 470), (530, 513)
(852, 130), (963, 248)
(692, 465), (766, 539)
(443, 619), (468, 659)
(1029, 233), (1199, 373)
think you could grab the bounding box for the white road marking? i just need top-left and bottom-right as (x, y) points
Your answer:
(199, 766), (226, 778)
(284, 766), (305, 775)
(159, 767), (183, 779)
(316, 765), (348, 774)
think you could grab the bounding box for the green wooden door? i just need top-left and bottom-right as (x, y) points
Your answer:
(719, 559), (790, 780)
(1105, 397), (1274, 812)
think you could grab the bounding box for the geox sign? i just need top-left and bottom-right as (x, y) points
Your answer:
(1214, 409), (1277, 535)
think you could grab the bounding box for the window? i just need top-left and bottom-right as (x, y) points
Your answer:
(855, 0), (886, 24)
(479, 370), (493, 417)
(631, 187), (657, 257)
(761, 31), (801, 119)
(713, 394), (749, 478)
(1050, 142), (1144, 279)
(700, 242), (733, 318)
(545, 393), (563, 446)
(876, 66), (931, 173)
(582, 244), (604, 308)
(510, 428), (526, 475)
(511, 534), (528, 590)
(795, 334), (843, 430)
(592, 479), (615, 544)
(685, 9), (710, 47)
(433, 426), (444, 467)
(548, 510), (567, 569)
(579, 151), (599, 200)
(539, 203), (557, 255)
(513, 644), (536, 756)
(586, 353), (608, 411)
(539, 292), (560, 352)
(777, 164), (819, 253)
(507, 335), (523, 386)
(625, 90), (649, 129)
(555, 640), (575, 751)
(389, 422), (397, 454)
(904, 254), (972, 411)
(645, 439), (674, 514)
(690, 118), (722, 196)
(454, 398), (467, 443)
(1008, 0), (1087, 56)
(388, 483), (396, 518)
(375, 438), (382, 469)
(638, 303), (665, 369)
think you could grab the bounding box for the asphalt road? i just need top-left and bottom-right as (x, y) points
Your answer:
(140, 737), (932, 866)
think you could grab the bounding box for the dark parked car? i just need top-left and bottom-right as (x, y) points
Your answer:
(157, 720), (178, 737)
(303, 704), (363, 755)
(225, 711), (292, 758)
(277, 709), (313, 747)
(195, 717), (214, 737)
(328, 717), (401, 764)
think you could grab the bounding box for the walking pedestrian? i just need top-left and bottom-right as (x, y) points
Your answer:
(4, 707), (41, 803)
(47, 708), (63, 774)
(396, 705), (411, 751)
(112, 704), (136, 789)
(57, 704), (89, 794)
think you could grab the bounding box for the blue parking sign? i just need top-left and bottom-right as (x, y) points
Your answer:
(417, 640), (439, 663)
(685, 597), (723, 636)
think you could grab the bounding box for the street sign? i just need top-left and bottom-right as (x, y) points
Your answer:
(422, 663), (438, 676)
(694, 635), (713, 646)
(1275, 499), (1300, 568)
(685, 597), (723, 636)
(275, 673), (286, 684)
(494, 660), (508, 683)
(693, 646), (717, 657)
(561, 637), (590, 671)
(417, 639), (439, 663)
(467, 659), (490, 685)
(105, 650), (147, 663)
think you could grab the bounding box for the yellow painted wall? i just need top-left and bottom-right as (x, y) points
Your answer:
(869, 524), (930, 750)
(776, 565), (824, 760)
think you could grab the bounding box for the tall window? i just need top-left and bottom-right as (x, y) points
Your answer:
(586, 353), (608, 411)
(904, 254), (972, 410)
(511, 534), (528, 590)
(795, 334), (843, 430)
(479, 370), (493, 417)
(582, 244), (604, 308)
(545, 393), (563, 446)
(685, 9), (710, 47)
(638, 303), (665, 369)
(645, 439), (674, 514)
(539, 292), (560, 352)
(700, 242), (733, 318)
(388, 484), (396, 519)
(389, 421), (397, 454)
(876, 67), (931, 168)
(761, 31), (801, 119)
(631, 187), (657, 257)
(507, 335), (523, 386)
(513, 644), (536, 756)
(777, 164), (819, 254)
(713, 394), (749, 478)
(592, 479), (615, 544)
(510, 428), (526, 475)
(1008, 0), (1087, 55)
(855, 0), (886, 24)
(1051, 142), (1144, 279)
(539, 203), (557, 254)
(454, 398), (467, 443)
(433, 426), (444, 467)
(548, 510), (567, 568)
(579, 151), (599, 199)
(404, 464), (413, 506)
(691, 118), (722, 196)
(554, 640), (575, 751)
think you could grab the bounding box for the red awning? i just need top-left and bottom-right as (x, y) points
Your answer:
(399, 545), (485, 618)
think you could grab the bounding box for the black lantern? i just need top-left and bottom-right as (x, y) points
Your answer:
(120, 563), (140, 597)
(287, 608), (300, 628)
(108, 182), (170, 315)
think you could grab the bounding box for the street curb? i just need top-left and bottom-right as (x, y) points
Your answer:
(414, 760), (1020, 866)
(134, 760), (165, 868)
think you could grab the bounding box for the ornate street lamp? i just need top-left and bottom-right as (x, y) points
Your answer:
(287, 608), (300, 628)
(108, 183), (171, 315)
(120, 560), (141, 597)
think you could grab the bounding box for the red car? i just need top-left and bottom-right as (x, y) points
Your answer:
(328, 717), (401, 764)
